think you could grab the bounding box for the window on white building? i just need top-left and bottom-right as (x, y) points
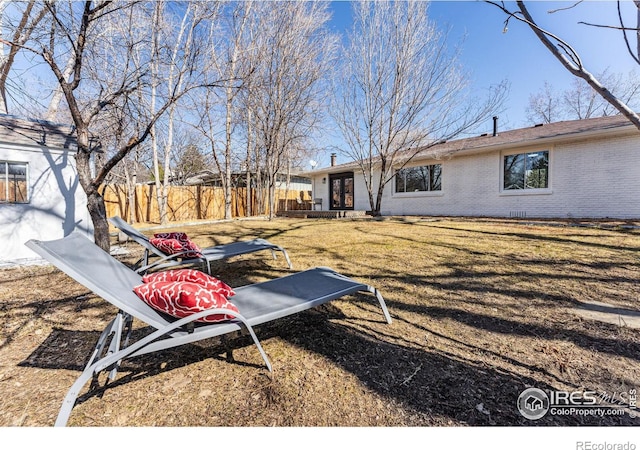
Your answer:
(395, 164), (442, 194)
(0, 161), (28, 203)
(503, 151), (548, 190)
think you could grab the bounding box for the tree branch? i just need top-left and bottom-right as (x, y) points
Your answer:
(486, 0), (640, 132)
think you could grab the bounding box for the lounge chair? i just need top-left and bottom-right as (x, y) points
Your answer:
(25, 231), (392, 427)
(109, 216), (293, 274)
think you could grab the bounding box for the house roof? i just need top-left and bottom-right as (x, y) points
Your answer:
(179, 169), (311, 186)
(0, 114), (77, 150)
(310, 115), (636, 174)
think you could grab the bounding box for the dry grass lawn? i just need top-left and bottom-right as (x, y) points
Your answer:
(0, 216), (639, 427)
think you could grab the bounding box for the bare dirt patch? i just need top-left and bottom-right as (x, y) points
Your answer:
(1, 217), (639, 427)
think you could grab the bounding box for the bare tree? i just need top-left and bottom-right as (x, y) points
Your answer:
(334, 1), (507, 216)
(241, 1), (336, 219)
(12, 1), (222, 250)
(526, 81), (561, 124)
(0, 0), (46, 114)
(197, 1), (255, 220)
(487, 0), (640, 131)
(527, 69), (640, 124)
(147, 1), (217, 224)
(563, 69), (640, 119)
(563, 75), (608, 120)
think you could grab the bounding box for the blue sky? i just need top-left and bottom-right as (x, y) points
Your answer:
(11, 1), (638, 169)
(328, 0), (639, 134)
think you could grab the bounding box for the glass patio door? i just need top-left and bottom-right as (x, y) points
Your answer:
(330, 172), (354, 210)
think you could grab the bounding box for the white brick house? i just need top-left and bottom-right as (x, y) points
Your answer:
(0, 115), (92, 264)
(308, 115), (640, 219)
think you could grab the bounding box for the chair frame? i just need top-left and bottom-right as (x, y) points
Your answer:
(25, 232), (392, 426)
(109, 216), (292, 274)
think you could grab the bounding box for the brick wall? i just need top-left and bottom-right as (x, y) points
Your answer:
(374, 133), (640, 219)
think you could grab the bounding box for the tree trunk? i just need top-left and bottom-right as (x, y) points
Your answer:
(160, 104), (174, 224)
(86, 189), (110, 252)
(245, 167), (251, 216)
(268, 180), (276, 220)
(75, 149), (110, 252)
(373, 187), (384, 217)
(224, 85), (234, 219)
(46, 53), (75, 121)
(283, 158), (291, 212)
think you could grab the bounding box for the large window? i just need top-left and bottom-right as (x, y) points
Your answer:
(395, 164), (441, 193)
(0, 161), (28, 203)
(503, 151), (548, 190)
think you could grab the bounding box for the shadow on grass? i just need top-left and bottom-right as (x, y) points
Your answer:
(386, 299), (640, 362)
(18, 325), (262, 411)
(274, 307), (637, 426)
(10, 219), (640, 426)
(425, 223), (640, 254)
(18, 296), (638, 426)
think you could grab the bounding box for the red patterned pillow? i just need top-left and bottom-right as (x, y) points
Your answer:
(142, 269), (235, 298)
(133, 281), (239, 323)
(149, 237), (183, 254)
(150, 233), (203, 258)
(153, 232), (189, 241)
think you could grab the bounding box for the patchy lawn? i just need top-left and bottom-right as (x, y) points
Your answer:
(0, 217), (639, 426)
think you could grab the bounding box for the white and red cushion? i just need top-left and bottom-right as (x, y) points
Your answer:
(150, 232), (203, 258)
(142, 269), (235, 298)
(153, 232), (189, 241)
(133, 280), (239, 323)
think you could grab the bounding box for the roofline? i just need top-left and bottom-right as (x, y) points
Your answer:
(0, 140), (79, 154)
(305, 117), (638, 176)
(0, 114), (79, 151)
(0, 113), (76, 130)
(436, 120), (638, 157)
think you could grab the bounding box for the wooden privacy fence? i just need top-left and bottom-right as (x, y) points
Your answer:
(103, 184), (312, 223)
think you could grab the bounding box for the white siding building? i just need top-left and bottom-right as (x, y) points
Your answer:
(0, 115), (92, 264)
(307, 115), (640, 219)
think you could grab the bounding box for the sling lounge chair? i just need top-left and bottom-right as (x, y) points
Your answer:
(109, 215), (293, 274)
(25, 231), (392, 427)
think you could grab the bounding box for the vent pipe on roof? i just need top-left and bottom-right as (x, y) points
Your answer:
(492, 116), (499, 137)
(331, 153), (336, 166)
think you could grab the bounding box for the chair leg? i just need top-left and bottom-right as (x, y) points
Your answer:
(280, 248), (293, 270)
(366, 286), (393, 324)
(268, 247), (293, 269)
(108, 313), (134, 380)
(243, 325), (272, 372)
(85, 316), (122, 373)
(54, 314), (126, 427)
(55, 367), (98, 426)
(55, 309), (272, 426)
